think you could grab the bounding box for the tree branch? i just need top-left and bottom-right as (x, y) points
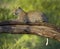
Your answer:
(0, 24), (60, 41)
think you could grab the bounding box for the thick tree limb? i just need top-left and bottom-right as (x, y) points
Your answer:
(0, 20), (60, 41)
(0, 25), (60, 41)
(0, 20), (60, 32)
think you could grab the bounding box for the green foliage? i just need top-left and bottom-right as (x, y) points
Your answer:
(0, 0), (60, 49)
(0, 34), (60, 49)
(0, 8), (17, 21)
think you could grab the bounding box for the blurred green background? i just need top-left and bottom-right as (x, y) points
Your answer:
(0, 0), (60, 49)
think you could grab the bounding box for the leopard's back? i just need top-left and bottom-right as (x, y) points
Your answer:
(27, 11), (48, 23)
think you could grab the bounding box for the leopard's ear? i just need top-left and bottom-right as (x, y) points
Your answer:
(14, 7), (26, 16)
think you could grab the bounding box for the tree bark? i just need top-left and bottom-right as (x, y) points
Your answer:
(0, 24), (60, 42)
